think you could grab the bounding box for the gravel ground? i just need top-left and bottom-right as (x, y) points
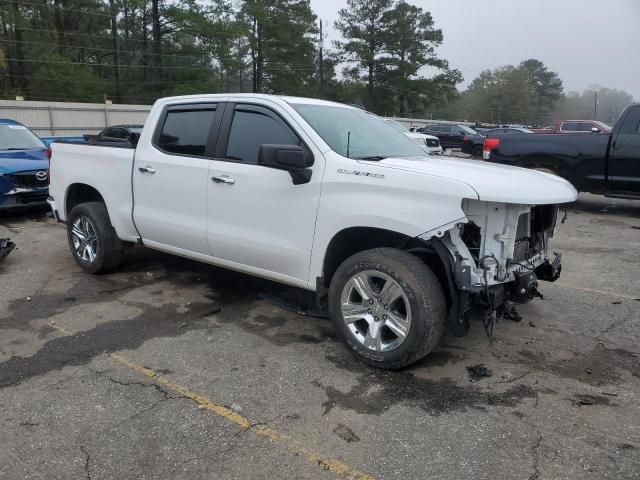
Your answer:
(0, 193), (639, 480)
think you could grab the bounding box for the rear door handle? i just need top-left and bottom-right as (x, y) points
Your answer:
(211, 175), (235, 185)
(138, 166), (156, 174)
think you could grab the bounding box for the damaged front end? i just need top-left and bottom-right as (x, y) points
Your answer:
(427, 199), (564, 336)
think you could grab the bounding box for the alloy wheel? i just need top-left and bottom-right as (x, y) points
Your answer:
(340, 270), (412, 352)
(71, 215), (99, 263)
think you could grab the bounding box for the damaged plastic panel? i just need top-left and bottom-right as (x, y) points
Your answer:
(0, 238), (15, 263)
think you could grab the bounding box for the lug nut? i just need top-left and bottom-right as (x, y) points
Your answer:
(367, 308), (372, 314)
(383, 304), (388, 310)
(383, 315), (387, 320)
(374, 317), (380, 322)
(369, 299), (374, 305)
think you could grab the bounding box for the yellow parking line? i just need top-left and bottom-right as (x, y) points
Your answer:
(555, 283), (639, 301)
(43, 320), (373, 479)
(109, 353), (374, 480)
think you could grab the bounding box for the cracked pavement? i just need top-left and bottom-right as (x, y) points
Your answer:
(0, 193), (639, 479)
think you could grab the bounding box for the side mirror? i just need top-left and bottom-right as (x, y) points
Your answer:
(258, 144), (314, 185)
(591, 127), (601, 133)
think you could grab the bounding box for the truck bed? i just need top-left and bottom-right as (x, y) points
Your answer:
(49, 142), (139, 242)
(486, 132), (611, 192)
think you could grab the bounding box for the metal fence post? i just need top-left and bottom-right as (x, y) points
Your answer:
(47, 106), (55, 135)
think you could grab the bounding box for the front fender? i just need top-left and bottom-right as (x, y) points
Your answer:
(309, 155), (477, 282)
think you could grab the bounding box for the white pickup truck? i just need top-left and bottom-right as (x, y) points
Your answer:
(48, 94), (577, 369)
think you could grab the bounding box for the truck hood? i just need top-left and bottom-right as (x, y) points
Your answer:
(0, 149), (49, 174)
(367, 156), (578, 205)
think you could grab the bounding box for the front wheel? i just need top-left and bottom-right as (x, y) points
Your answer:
(472, 145), (483, 158)
(67, 201), (125, 273)
(329, 248), (447, 369)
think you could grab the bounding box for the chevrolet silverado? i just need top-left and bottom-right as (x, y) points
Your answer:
(48, 94), (577, 369)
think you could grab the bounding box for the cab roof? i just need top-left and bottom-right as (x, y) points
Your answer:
(157, 93), (357, 110)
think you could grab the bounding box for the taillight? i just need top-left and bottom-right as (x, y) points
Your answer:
(46, 147), (52, 184)
(482, 138), (500, 160)
(462, 136), (470, 142)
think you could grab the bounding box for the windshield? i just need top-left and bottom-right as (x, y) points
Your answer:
(459, 125), (477, 135)
(292, 104), (426, 159)
(385, 119), (409, 133)
(594, 121), (612, 131)
(0, 124), (46, 151)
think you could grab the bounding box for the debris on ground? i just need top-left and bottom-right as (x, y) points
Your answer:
(0, 238), (15, 264)
(503, 302), (523, 322)
(466, 364), (493, 381)
(176, 303), (191, 314)
(529, 321), (537, 328)
(333, 424), (361, 443)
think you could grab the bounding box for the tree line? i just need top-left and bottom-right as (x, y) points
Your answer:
(0, 0), (635, 124)
(0, 0), (459, 113)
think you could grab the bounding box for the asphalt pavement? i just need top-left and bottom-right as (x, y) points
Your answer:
(0, 193), (639, 480)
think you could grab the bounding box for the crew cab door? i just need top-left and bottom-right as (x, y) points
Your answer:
(608, 106), (640, 195)
(206, 102), (322, 286)
(133, 102), (222, 255)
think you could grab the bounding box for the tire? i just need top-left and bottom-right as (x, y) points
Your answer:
(471, 145), (483, 158)
(329, 248), (447, 369)
(67, 201), (125, 273)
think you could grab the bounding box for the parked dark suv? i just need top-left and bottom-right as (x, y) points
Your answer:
(421, 124), (480, 149)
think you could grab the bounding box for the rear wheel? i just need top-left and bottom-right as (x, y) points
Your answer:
(472, 145), (483, 157)
(329, 248), (447, 369)
(67, 201), (125, 273)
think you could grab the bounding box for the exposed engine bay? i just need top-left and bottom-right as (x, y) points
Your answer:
(437, 199), (563, 336)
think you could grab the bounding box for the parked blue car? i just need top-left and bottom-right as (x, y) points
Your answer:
(0, 119), (50, 210)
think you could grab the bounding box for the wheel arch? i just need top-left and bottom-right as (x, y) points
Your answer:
(65, 183), (105, 217)
(318, 226), (456, 311)
(517, 154), (570, 177)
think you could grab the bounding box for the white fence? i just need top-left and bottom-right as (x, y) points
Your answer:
(0, 99), (471, 136)
(0, 100), (151, 136)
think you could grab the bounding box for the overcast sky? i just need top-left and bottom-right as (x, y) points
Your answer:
(310, 0), (640, 100)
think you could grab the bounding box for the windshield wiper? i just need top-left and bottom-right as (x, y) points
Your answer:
(353, 155), (387, 161)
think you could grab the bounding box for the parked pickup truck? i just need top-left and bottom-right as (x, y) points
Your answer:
(483, 104), (640, 199)
(531, 119), (612, 134)
(48, 94), (577, 369)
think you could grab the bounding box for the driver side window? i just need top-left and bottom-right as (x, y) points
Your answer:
(225, 105), (300, 164)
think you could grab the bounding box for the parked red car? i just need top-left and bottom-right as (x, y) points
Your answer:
(531, 120), (612, 134)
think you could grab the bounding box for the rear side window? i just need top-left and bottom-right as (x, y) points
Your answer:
(225, 105), (299, 164)
(157, 106), (217, 157)
(561, 122), (579, 132)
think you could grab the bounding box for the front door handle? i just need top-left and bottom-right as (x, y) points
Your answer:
(211, 175), (235, 185)
(138, 166), (156, 174)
